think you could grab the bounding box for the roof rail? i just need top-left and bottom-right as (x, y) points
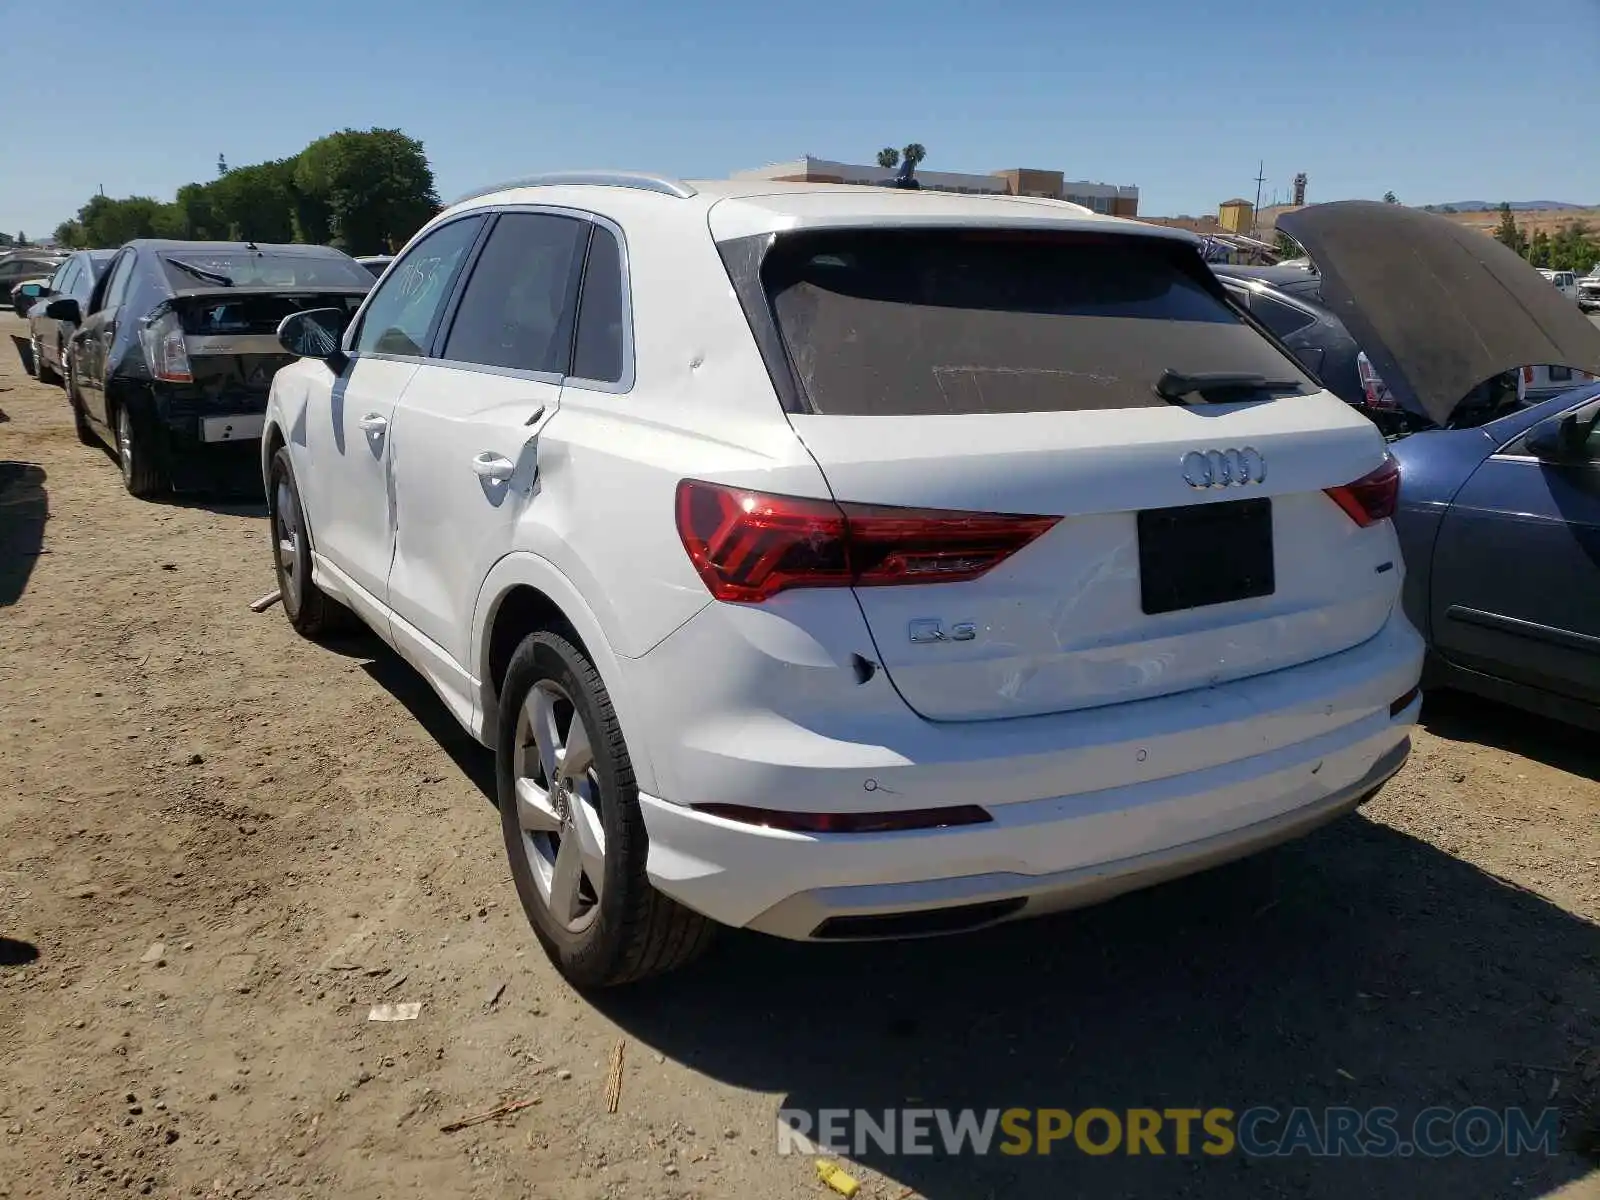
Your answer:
(450, 171), (697, 206)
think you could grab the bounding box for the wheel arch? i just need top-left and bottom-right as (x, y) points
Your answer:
(472, 553), (658, 794)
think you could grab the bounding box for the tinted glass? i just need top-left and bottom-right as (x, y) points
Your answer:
(159, 251), (372, 291)
(571, 226), (625, 384)
(1250, 293), (1316, 339)
(50, 261), (76, 293)
(764, 230), (1313, 416)
(354, 217), (484, 358)
(102, 254), (136, 310)
(442, 213), (586, 374)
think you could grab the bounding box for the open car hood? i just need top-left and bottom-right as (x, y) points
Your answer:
(1277, 201), (1600, 425)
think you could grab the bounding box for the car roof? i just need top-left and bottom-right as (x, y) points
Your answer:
(438, 175), (1194, 246)
(128, 240), (351, 257)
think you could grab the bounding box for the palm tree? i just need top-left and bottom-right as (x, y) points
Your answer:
(876, 147), (900, 169)
(902, 144), (926, 169)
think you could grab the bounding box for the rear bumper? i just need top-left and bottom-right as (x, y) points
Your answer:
(631, 604), (1423, 937)
(144, 389), (267, 494)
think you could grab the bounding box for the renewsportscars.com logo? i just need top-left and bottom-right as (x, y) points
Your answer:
(776, 1106), (1564, 1159)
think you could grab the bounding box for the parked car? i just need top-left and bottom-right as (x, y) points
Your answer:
(1390, 382), (1600, 729)
(0, 251), (65, 300)
(26, 250), (114, 384)
(1575, 266), (1600, 312)
(355, 255), (394, 278)
(53, 240), (373, 495)
(1545, 269), (1579, 301)
(11, 277), (50, 318)
(1276, 202), (1600, 730)
(264, 175), (1429, 987)
(1210, 265), (1366, 407)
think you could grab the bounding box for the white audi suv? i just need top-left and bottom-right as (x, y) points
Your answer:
(262, 172), (1423, 986)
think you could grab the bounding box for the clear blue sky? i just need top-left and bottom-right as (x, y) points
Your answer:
(3, 0), (1595, 239)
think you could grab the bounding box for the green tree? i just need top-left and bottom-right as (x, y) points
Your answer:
(295, 128), (438, 254)
(1549, 221), (1599, 273)
(209, 160), (297, 243)
(53, 221), (85, 248)
(1382, 191), (1399, 204)
(16, 231), (24, 245)
(901, 143), (927, 169)
(875, 147), (900, 169)
(1528, 228), (1553, 268)
(1440, 204), (1458, 214)
(172, 183), (220, 240)
(1492, 202), (1527, 256)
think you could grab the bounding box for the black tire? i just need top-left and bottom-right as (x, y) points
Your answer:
(266, 446), (350, 638)
(21, 340), (37, 377)
(36, 338), (62, 387)
(114, 402), (167, 498)
(66, 360), (95, 446)
(498, 630), (714, 988)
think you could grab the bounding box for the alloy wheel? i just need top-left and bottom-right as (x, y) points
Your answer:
(513, 681), (606, 932)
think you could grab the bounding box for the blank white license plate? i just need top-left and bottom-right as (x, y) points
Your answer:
(201, 414), (265, 443)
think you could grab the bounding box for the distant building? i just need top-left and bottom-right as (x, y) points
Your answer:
(731, 156), (1139, 216)
(1218, 198), (1255, 233)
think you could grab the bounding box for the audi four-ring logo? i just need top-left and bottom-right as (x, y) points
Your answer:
(1182, 447), (1267, 489)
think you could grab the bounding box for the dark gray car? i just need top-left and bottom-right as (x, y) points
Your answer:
(26, 250), (114, 385)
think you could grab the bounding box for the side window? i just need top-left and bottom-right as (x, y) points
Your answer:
(570, 225), (626, 385)
(73, 262), (99, 303)
(1250, 293), (1316, 340)
(50, 262), (76, 294)
(353, 217), (484, 358)
(97, 253), (135, 312)
(442, 212), (587, 374)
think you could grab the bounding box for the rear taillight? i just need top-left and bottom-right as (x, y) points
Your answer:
(1523, 366), (1535, 385)
(674, 479), (1060, 603)
(1325, 456), (1400, 527)
(1356, 353), (1395, 409)
(138, 310), (192, 383)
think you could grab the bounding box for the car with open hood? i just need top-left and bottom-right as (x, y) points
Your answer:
(1278, 201), (1600, 729)
(55, 240), (374, 496)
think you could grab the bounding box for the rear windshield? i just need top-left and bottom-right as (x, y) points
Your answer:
(159, 251), (373, 291)
(762, 230), (1315, 415)
(179, 293), (365, 335)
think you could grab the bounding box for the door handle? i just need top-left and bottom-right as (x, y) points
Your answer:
(358, 413), (388, 435)
(472, 452), (516, 482)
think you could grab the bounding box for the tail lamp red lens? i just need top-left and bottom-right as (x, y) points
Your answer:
(693, 802), (993, 834)
(674, 479), (1059, 603)
(1325, 456), (1400, 528)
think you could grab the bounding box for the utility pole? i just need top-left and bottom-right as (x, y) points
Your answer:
(1251, 160), (1266, 236)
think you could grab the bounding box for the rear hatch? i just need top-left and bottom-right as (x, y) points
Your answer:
(726, 225), (1400, 723)
(162, 290), (366, 402)
(149, 247), (372, 406)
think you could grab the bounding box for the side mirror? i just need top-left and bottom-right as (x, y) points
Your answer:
(19, 284), (44, 298)
(1524, 412), (1587, 463)
(44, 297), (81, 324)
(277, 308), (349, 370)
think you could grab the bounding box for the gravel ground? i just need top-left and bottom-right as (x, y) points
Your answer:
(1, 312), (1597, 1199)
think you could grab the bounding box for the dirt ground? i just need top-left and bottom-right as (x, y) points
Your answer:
(1, 311), (1597, 1200)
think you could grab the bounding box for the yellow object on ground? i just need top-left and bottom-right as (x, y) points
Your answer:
(815, 1158), (860, 1197)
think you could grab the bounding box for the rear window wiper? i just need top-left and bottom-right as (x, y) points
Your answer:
(1155, 370), (1301, 404)
(166, 259), (234, 287)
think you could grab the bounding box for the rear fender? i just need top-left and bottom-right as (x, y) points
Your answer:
(470, 552), (657, 794)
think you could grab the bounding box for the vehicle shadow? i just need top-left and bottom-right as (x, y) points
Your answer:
(0, 937), (40, 967)
(1420, 690), (1599, 782)
(0, 461), (48, 607)
(358, 642), (496, 804)
(593, 815), (1600, 1199)
(338, 635), (1599, 1194)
